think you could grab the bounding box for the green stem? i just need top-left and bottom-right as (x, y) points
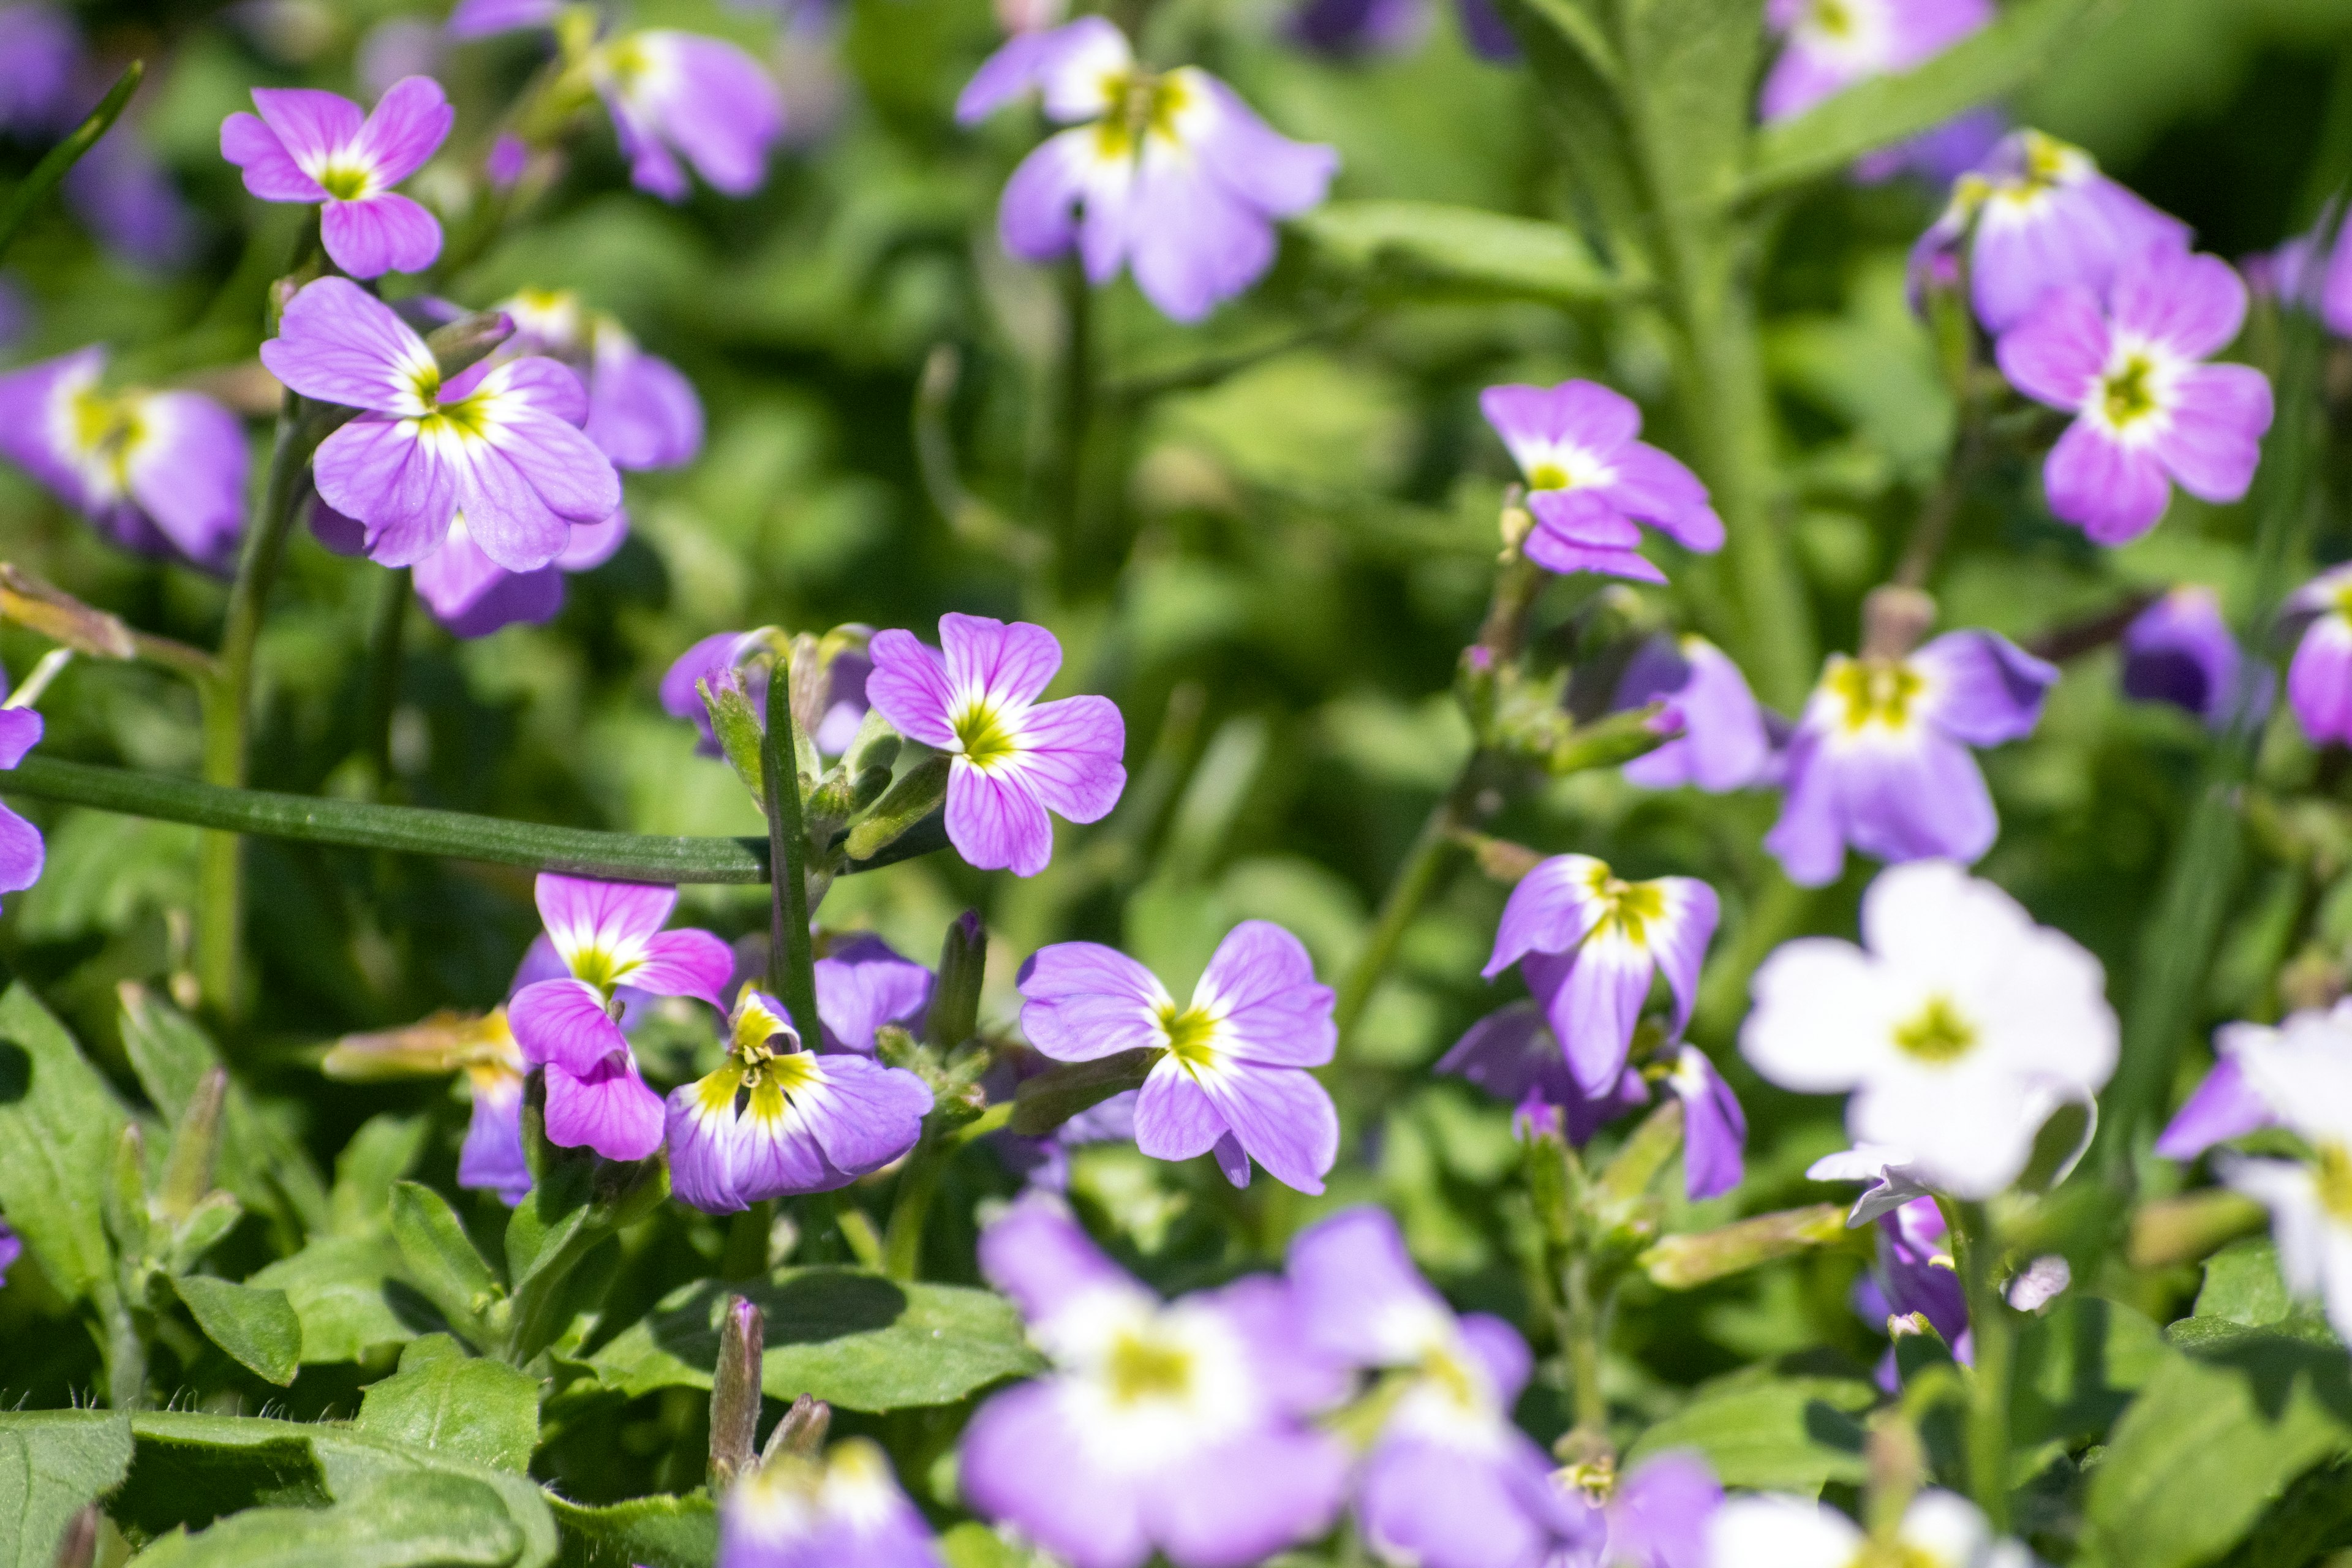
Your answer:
(1050, 261), (1093, 585)
(1950, 1199), (2013, 1529)
(721, 1200), (775, 1281)
(96, 1280), (146, 1411)
(1330, 767), (1480, 1050)
(1561, 1252), (1610, 1456)
(881, 1148), (944, 1283)
(761, 656), (821, 1037)
(361, 568), (411, 790)
(0, 61), (142, 265)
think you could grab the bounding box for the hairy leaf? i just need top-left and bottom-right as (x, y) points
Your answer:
(127, 1472), (524, 1568)
(245, 1234), (434, 1364)
(170, 1276), (303, 1385)
(0, 983), (129, 1302)
(0, 1410), (132, 1568)
(549, 1493), (715, 1568)
(1623, 1370), (1874, 1494)
(357, 1336), (541, 1472)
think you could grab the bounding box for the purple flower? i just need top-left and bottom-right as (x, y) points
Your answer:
(1437, 1001), (1651, 1145)
(1996, 247), (2274, 544)
(505, 875), (734, 1161)
(2328, 214), (2352, 339)
(357, 19), (449, 100)
(1453, 0), (1520, 58)
(1913, 129), (2190, 333)
(499, 288), (706, 470)
(0, 5), (78, 135)
(0, 347), (246, 570)
(446, 0), (560, 36)
(1287, 0), (1428, 56)
(592, 31), (784, 201)
(1287, 1208), (1599, 1568)
(1666, 1046), (1747, 1202)
(0, 707), (46, 907)
(1612, 634), (1774, 792)
(1479, 382), (1723, 582)
(1597, 1452), (1720, 1568)
(866, 614), (1125, 877)
(2156, 1002), (2352, 1161)
(313, 495), (628, 637)
(2283, 565), (2352, 747)
(719, 1438), (941, 1568)
(0, 1218), (19, 1289)
(660, 629), (873, 759)
(1765, 630), (2056, 888)
(486, 132), (530, 189)
(959, 1195), (1349, 1568)
(1482, 854), (1719, 1097)
(815, 933), (933, 1055)
(261, 277), (620, 572)
(666, 985), (932, 1213)
(1760, 0), (1990, 123)
(221, 78), (453, 278)
(67, 128), (198, 271)
(2120, 585), (2271, 730)
(957, 18), (1337, 323)
(1020, 922), (1340, 1193)
(1876, 1195), (1970, 1355)
(1853, 107), (2006, 187)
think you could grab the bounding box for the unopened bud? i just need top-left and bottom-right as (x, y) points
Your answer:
(424, 309), (516, 382)
(1639, 1203), (1850, 1289)
(761, 1393), (831, 1463)
(710, 1295), (765, 1493)
(1861, 586), (1937, 662)
(2128, 1188), (2268, 1270)
(700, 676), (768, 805)
(845, 754), (951, 863)
(929, 911), (986, 1049)
(157, 1067), (227, 1224)
(849, 763), (894, 812)
(0, 564), (137, 660)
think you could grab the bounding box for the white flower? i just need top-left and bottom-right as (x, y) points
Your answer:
(1706, 1489), (2037, 1568)
(1742, 860), (2117, 1198)
(2222, 1009), (2352, 1342)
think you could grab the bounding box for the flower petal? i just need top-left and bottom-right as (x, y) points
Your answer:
(260, 276), (434, 413)
(1910, 630), (2057, 747)
(627, 929), (734, 1006)
(249, 86), (363, 164)
(1196, 920), (1335, 1068)
(507, 977), (629, 1077)
(320, 191), (442, 277)
(1018, 941), (1172, 1061)
(219, 111), (323, 200)
(948, 762), (1055, 876)
(2157, 362), (2272, 505)
(942, 613), (1063, 709)
(1194, 1059), (1338, 1194)
(815, 934), (934, 1054)
(1134, 1057), (1228, 1161)
(543, 1054), (665, 1162)
(312, 418), (459, 566)
(795, 1055), (933, 1177)
(350, 75), (452, 186)
(2110, 248), (2248, 361)
(865, 628), (959, 748)
(1485, 853), (1608, 976)
(1015, 695), (1127, 825)
(1994, 285), (2108, 410)
(537, 874), (677, 970)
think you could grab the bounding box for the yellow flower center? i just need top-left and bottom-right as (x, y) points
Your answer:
(69, 387), (145, 485)
(1093, 69), (1188, 160)
(316, 162), (372, 201)
(1589, 872), (1666, 946)
(1806, 0), (1857, 37)
(1827, 657), (1924, 734)
(1893, 995), (1977, 1064)
(2100, 352), (2160, 429)
(1159, 1005), (1219, 1069)
(952, 701), (1019, 769)
(1845, 1544), (1943, 1568)
(1105, 1330), (1194, 1404)
(2316, 1142), (2352, 1223)
(1526, 461), (1572, 491)
(415, 386), (496, 442)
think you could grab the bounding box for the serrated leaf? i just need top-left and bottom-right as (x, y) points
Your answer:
(0, 982), (129, 1302)
(587, 1267), (1044, 1412)
(358, 1336), (541, 1472)
(127, 1472), (523, 1568)
(1623, 1370), (1874, 1494)
(172, 1275), (303, 1385)
(0, 1410), (132, 1568)
(390, 1180), (503, 1343)
(548, 1493), (715, 1568)
(1294, 200), (1631, 304)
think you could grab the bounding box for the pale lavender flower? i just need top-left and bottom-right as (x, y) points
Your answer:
(67, 129), (198, 271)
(1765, 630), (2055, 887)
(815, 933), (933, 1055)
(314, 495), (628, 637)
(2283, 565), (2352, 747)
(1482, 854), (1718, 1097)
(2215, 1017), (2352, 1342)
(1287, 1207), (1600, 1568)
(0, 708), (45, 907)
(446, 0), (559, 35)
(2158, 1001), (2352, 1161)
(866, 613), (1125, 877)
(1612, 633), (1774, 792)
(1479, 382), (1723, 582)
(1760, 0), (1991, 123)
(1853, 107), (2005, 187)
(1436, 1001), (1651, 1145)
(1997, 247), (2273, 544)
(1287, 0), (1428, 56)
(719, 1438), (942, 1568)
(960, 1194), (1349, 1568)
(1866, 1195), (1970, 1367)
(1020, 921), (1339, 1193)
(262, 277), (620, 572)
(592, 31), (784, 201)
(2328, 214), (2352, 339)
(499, 287), (706, 470)
(957, 18), (1337, 323)
(2120, 586), (2270, 730)
(1597, 1452), (1719, 1568)
(0, 5), (78, 135)
(1667, 1046), (1747, 1202)
(0, 347), (246, 570)
(221, 78), (453, 277)
(505, 875), (734, 1162)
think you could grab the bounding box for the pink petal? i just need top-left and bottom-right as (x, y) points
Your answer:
(2157, 363), (2272, 503)
(1478, 380), (1640, 459)
(219, 112), (323, 200)
(1601, 442), (1722, 551)
(259, 276), (432, 412)
(508, 976), (630, 1077)
(351, 75), (453, 185)
(1196, 1061), (1338, 1195)
(2290, 616), (2352, 745)
(312, 418), (459, 565)
(942, 613), (1063, 709)
(1014, 695), (1126, 825)
(2044, 420), (2172, 544)
(249, 86), (364, 164)
(1018, 940), (1170, 1061)
(543, 1055), (665, 1161)
(865, 628), (959, 748)
(537, 874), (678, 967)
(2109, 249), (2248, 361)
(1995, 287), (2109, 410)
(627, 929), (734, 1006)
(947, 763), (1055, 876)
(0, 708), (43, 771)
(320, 191), (443, 277)
(1196, 921), (1335, 1069)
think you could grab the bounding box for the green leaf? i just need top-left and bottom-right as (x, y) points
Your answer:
(1744, 0), (2106, 198)
(330, 1118), (431, 1237)
(170, 1275), (303, 1385)
(245, 1234), (431, 1365)
(1618, 0), (1762, 214)
(126, 1472), (524, 1568)
(587, 1267), (1046, 1412)
(2011, 1295), (2166, 1452)
(548, 1493), (715, 1568)
(0, 59), (141, 266)
(0, 1410), (133, 1568)
(357, 1336), (541, 1472)
(0, 982), (130, 1301)
(2086, 1329), (2352, 1568)
(1623, 1369), (1875, 1494)
(939, 1521), (1051, 1568)
(1292, 200), (1632, 304)
(2195, 1237), (2305, 1329)
(390, 1180), (503, 1343)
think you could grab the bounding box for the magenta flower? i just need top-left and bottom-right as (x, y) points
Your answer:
(0, 707), (46, 908)
(1760, 0), (1990, 123)
(959, 1195), (1350, 1568)
(0, 1218), (18, 1290)
(1479, 381), (1723, 582)
(0, 347), (246, 570)
(1765, 630), (2057, 887)
(1913, 129), (2190, 333)
(591, 31), (784, 202)
(719, 1438), (941, 1568)
(2280, 565), (2352, 747)
(957, 18), (1337, 323)
(221, 78), (453, 278)
(666, 986), (932, 1214)
(1612, 633), (1776, 792)
(1020, 921), (1340, 1194)
(1483, 854), (1719, 1097)
(498, 288), (706, 471)
(261, 277), (620, 573)
(1287, 1208), (1599, 1568)
(866, 614), (1125, 877)
(2120, 585), (2270, 731)
(505, 875), (733, 1161)
(1996, 247), (2274, 544)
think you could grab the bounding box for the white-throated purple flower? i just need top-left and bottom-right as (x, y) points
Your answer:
(312, 497), (627, 638)
(1612, 633), (1775, 792)
(497, 287), (705, 470)
(2212, 1009), (2352, 1342)
(959, 1194), (1349, 1568)
(2283, 565), (2352, 747)
(1287, 1207), (1599, 1568)
(866, 613), (1125, 878)
(1019, 921), (1339, 1193)
(1744, 860), (2117, 1198)
(956, 18), (1338, 323)
(1760, 0), (1989, 121)
(1996, 247), (2273, 544)
(1708, 1489), (2030, 1568)
(220, 78), (453, 278)
(1479, 381), (1723, 582)
(665, 985), (932, 1214)
(814, 933), (933, 1055)
(1765, 630), (2056, 887)
(1482, 854), (1718, 1098)
(2157, 1002), (2352, 1161)
(0, 347), (246, 570)
(507, 874), (734, 1162)
(1667, 1046), (1747, 1202)
(591, 31), (783, 201)
(0, 706), (45, 908)
(1912, 129), (2189, 333)
(718, 1436), (941, 1568)
(262, 277), (621, 573)
(2120, 585), (2271, 731)
(1846, 1194), (1970, 1389)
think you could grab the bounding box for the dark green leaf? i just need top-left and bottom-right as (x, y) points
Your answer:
(126, 1472), (523, 1568)
(330, 1118), (431, 1237)
(587, 1267), (1045, 1412)
(171, 1275), (303, 1385)
(390, 1180), (503, 1343)
(357, 1336), (541, 1472)
(0, 61), (141, 266)
(1618, 0), (1762, 214)
(1623, 1370), (1874, 1494)
(549, 1493), (715, 1568)
(0, 1411), (132, 1568)
(0, 982), (130, 1301)
(245, 1234), (432, 1364)
(1293, 200), (1632, 304)
(2011, 1295), (2165, 1451)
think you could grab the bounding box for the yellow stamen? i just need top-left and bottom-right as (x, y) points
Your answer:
(1892, 995), (1976, 1064)
(1105, 1331), (1193, 1404)
(1826, 657), (1925, 734)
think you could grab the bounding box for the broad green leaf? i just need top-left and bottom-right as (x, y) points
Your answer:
(171, 1276), (303, 1385)
(245, 1234), (430, 1364)
(548, 1493), (715, 1568)
(357, 1336), (541, 1472)
(940, 1521), (1050, 1568)
(0, 982), (130, 1301)
(587, 1267), (1045, 1412)
(1744, 0), (2106, 198)
(390, 1180), (503, 1343)
(1292, 200), (1631, 304)
(1623, 1370), (1874, 1494)
(2086, 1328), (2352, 1568)
(2195, 1237), (2300, 1329)
(2011, 1295), (2165, 1456)
(126, 1472), (523, 1568)
(0, 1410), (132, 1568)
(330, 1115), (431, 1238)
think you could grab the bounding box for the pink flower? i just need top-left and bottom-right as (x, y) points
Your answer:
(1479, 380), (1722, 582)
(221, 78), (452, 278)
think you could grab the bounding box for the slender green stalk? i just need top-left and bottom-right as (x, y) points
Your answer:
(882, 1153), (945, 1283)
(761, 657), (822, 1037)
(1050, 261), (1093, 584)
(0, 61), (142, 265)
(1330, 769), (1480, 1050)
(1950, 1200), (2013, 1529)
(1560, 1252), (1611, 1456)
(361, 568), (411, 790)
(96, 1280), (146, 1411)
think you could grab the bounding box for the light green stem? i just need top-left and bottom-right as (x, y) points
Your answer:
(1951, 1199), (2013, 1529)
(761, 657), (821, 1038)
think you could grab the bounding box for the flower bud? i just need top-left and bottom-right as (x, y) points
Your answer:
(1639, 1203), (1850, 1289)
(928, 911), (986, 1050)
(423, 309), (516, 382)
(710, 1295), (765, 1493)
